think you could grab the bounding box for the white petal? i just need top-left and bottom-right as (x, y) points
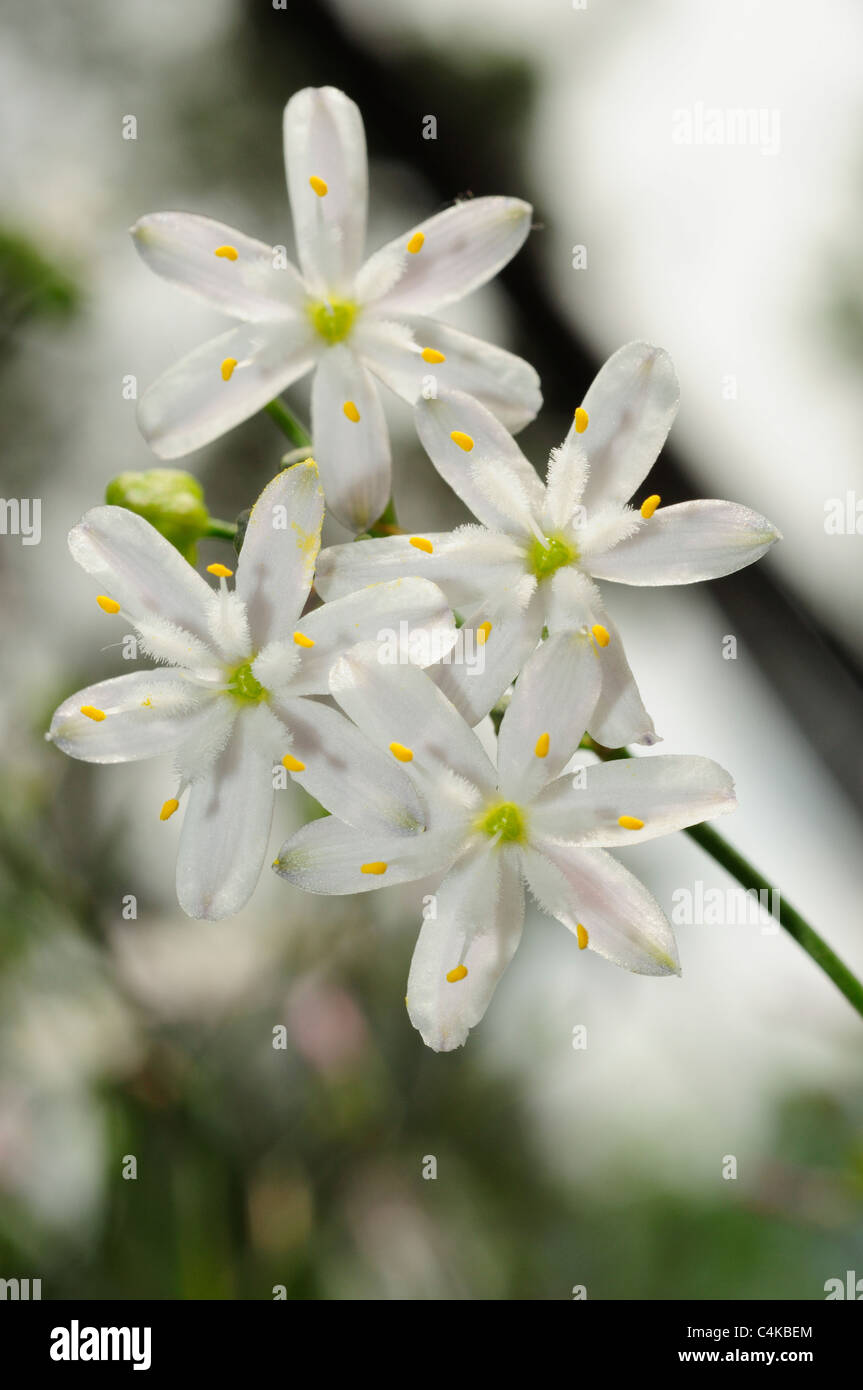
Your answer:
(48, 669), (208, 764)
(431, 577), (543, 727)
(587, 500), (782, 585)
(310, 346), (391, 533)
(175, 704), (280, 920)
(328, 649), (498, 795)
(415, 389), (545, 536)
(530, 755), (736, 846)
(369, 197), (533, 316)
(361, 315), (541, 433)
(283, 86), (368, 294)
(522, 842), (680, 975)
(578, 342), (680, 512)
(235, 460), (324, 648)
(138, 321), (317, 460)
(406, 845), (525, 1052)
(315, 525), (527, 611)
(273, 816), (462, 895)
(284, 578), (456, 696)
(131, 213), (305, 321)
(496, 629), (602, 804)
(172, 697), (237, 785)
(541, 433), (590, 534)
(271, 695), (426, 835)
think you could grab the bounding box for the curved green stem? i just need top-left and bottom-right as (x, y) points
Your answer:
(264, 398), (312, 448)
(205, 517), (238, 541)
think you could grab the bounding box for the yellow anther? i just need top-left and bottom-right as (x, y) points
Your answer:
(389, 742), (414, 763)
(282, 753), (306, 773)
(477, 621), (492, 646)
(214, 245), (239, 260)
(141, 698), (152, 708)
(309, 175), (328, 197)
(576, 923), (589, 951)
(221, 357), (238, 381)
(591, 623), (611, 648)
(207, 563), (233, 578)
(409, 536), (433, 554)
(96, 595), (121, 614)
(293, 631), (315, 648)
(422, 347), (446, 364)
(160, 798), (179, 821)
(450, 430), (474, 452)
(534, 732), (550, 758)
(80, 705), (106, 722)
(343, 400), (361, 423)
(640, 494), (661, 520)
(407, 231), (425, 254)
(446, 964), (468, 983)
(574, 407), (589, 434)
(361, 861), (388, 875)
(618, 815), (644, 831)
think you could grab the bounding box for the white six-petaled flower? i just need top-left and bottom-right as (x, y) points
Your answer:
(131, 85), (541, 533)
(273, 636), (737, 1051)
(315, 341), (782, 742)
(47, 461), (454, 920)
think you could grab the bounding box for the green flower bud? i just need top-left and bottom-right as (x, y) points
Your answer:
(105, 469), (210, 563)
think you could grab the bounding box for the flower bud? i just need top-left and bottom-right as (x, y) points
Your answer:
(105, 469), (209, 563)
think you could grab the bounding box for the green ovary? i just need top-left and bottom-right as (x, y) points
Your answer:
(528, 535), (577, 580)
(307, 297), (357, 344)
(477, 801), (527, 844)
(229, 661), (267, 704)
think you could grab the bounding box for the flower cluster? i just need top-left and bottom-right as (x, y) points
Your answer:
(49, 87), (781, 1050)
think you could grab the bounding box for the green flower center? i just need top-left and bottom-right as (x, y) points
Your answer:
(228, 661), (267, 704)
(528, 534), (577, 580)
(476, 801), (527, 844)
(307, 297), (357, 344)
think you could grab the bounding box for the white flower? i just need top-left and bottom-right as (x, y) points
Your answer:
(315, 341), (782, 741)
(47, 461), (454, 921)
(273, 638), (737, 1052)
(131, 86), (541, 533)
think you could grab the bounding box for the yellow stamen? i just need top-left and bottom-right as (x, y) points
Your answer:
(221, 357), (238, 381)
(207, 562), (233, 578)
(422, 347), (446, 364)
(343, 400), (361, 423)
(574, 407), (589, 434)
(409, 536), (433, 554)
(96, 595), (121, 614)
(450, 430), (474, 452)
(293, 631), (315, 648)
(591, 623), (610, 648)
(407, 231), (425, 254)
(534, 732), (550, 758)
(389, 742), (414, 763)
(361, 861), (387, 875)
(640, 494), (661, 520)
(446, 964), (468, 983)
(160, 798), (179, 821)
(618, 815), (644, 831)
(477, 620), (492, 646)
(141, 698), (152, 708)
(282, 754), (305, 773)
(80, 705), (106, 722)
(576, 923), (589, 951)
(214, 245), (238, 260)
(309, 175), (328, 197)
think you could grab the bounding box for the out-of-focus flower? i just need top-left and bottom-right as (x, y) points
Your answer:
(274, 642), (736, 1051)
(47, 461), (453, 919)
(316, 342), (782, 736)
(131, 86), (540, 531)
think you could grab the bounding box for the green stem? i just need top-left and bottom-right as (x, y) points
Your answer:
(264, 398), (312, 448)
(585, 738), (863, 1022)
(204, 518), (238, 541)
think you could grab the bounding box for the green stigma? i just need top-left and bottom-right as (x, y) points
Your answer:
(228, 661), (266, 704)
(307, 297), (357, 344)
(477, 801), (527, 844)
(528, 534), (577, 580)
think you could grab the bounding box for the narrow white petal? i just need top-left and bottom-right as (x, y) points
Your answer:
(578, 342), (680, 512)
(587, 500), (782, 585)
(522, 842), (681, 975)
(407, 845), (525, 1052)
(235, 460), (324, 648)
(48, 669), (208, 764)
(283, 86), (368, 294)
(274, 816), (463, 895)
(310, 347), (391, 533)
(431, 577), (543, 728)
(131, 213), (305, 321)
